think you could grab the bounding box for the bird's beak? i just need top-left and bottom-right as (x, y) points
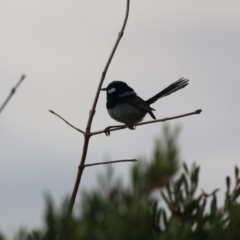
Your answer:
(101, 88), (107, 91)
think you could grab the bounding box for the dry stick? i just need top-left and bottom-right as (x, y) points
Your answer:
(0, 75), (25, 115)
(49, 109), (202, 136)
(67, 0), (130, 215)
(91, 109), (202, 136)
(49, 110), (84, 134)
(84, 159), (138, 168)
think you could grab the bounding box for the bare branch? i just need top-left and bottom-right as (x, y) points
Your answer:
(0, 75), (26, 115)
(91, 109), (202, 136)
(49, 110), (84, 134)
(85, 0), (130, 131)
(67, 0), (131, 216)
(84, 159), (138, 168)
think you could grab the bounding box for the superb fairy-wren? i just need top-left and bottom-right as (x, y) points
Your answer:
(101, 77), (189, 127)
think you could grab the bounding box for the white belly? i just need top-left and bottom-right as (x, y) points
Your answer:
(108, 103), (146, 125)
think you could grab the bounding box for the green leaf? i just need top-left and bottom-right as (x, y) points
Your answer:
(183, 162), (189, 175)
(162, 210), (168, 229)
(232, 187), (240, 201)
(151, 201), (158, 216)
(226, 176), (231, 193)
(166, 183), (173, 203)
(161, 191), (171, 209)
(175, 175), (184, 193)
(182, 175), (189, 198)
(190, 165), (200, 196)
(175, 189), (184, 203)
(235, 166), (239, 181)
(210, 195), (217, 213)
(156, 208), (162, 223)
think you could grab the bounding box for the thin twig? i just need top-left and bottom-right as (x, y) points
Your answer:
(49, 110), (84, 134)
(67, 0), (130, 216)
(0, 75), (25, 115)
(91, 109), (202, 136)
(85, 0), (130, 131)
(84, 159), (137, 168)
(201, 188), (220, 197)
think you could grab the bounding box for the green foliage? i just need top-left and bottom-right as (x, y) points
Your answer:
(0, 233), (5, 240)
(3, 127), (240, 239)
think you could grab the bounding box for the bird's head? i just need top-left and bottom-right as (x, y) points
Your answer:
(101, 81), (136, 98)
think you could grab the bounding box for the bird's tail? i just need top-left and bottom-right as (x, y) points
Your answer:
(146, 77), (189, 105)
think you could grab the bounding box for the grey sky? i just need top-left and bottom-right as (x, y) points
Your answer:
(0, 0), (240, 234)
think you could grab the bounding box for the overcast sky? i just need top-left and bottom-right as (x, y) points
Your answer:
(0, 0), (240, 235)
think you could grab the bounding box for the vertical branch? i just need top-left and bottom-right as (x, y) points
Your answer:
(0, 75), (25, 115)
(68, 137), (90, 211)
(67, 0), (130, 215)
(86, 0), (130, 131)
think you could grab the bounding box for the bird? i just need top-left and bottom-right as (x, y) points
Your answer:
(101, 77), (189, 129)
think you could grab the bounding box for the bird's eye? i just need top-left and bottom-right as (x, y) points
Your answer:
(107, 88), (116, 94)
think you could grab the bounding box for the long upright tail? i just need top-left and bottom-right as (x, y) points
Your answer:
(146, 77), (189, 105)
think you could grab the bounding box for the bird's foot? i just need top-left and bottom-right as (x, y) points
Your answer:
(104, 127), (111, 136)
(104, 125), (136, 135)
(128, 125), (136, 130)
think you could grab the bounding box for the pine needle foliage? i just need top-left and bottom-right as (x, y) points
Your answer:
(3, 127), (240, 240)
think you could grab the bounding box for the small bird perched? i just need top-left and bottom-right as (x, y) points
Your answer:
(101, 77), (189, 128)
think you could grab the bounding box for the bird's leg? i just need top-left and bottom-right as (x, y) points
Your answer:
(104, 126), (111, 136)
(104, 124), (125, 136)
(128, 125), (136, 130)
(104, 124), (136, 136)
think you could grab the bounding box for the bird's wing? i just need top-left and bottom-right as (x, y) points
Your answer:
(125, 96), (156, 119)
